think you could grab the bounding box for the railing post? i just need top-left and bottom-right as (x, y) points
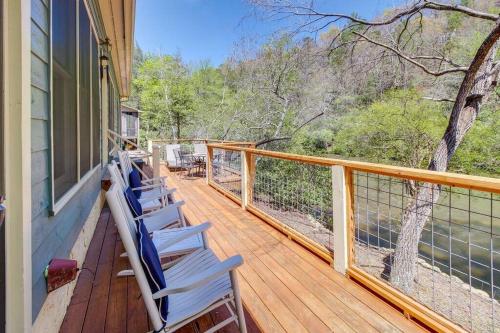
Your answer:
(241, 152), (247, 209)
(206, 146), (213, 185)
(152, 144), (160, 184)
(147, 140), (153, 165)
(332, 165), (350, 275)
(241, 151), (255, 210)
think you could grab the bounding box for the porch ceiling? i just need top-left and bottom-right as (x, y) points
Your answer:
(98, 0), (136, 98)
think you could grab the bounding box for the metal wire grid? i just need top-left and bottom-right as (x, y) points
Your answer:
(211, 148), (242, 198)
(353, 171), (499, 332)
(251, 156), (334, 251)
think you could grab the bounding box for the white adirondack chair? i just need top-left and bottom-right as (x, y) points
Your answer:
(106, 183), (247, 333)
(108, 161), (169, 212)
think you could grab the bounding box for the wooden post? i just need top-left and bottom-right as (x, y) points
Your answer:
(206, 146), (213, 184)
(242, 151), (255, 209)
(147, 139), (153, 165)
(152, 145), (160, 183)
(345, 168), (355, 267)
(4, 1), (32, 331)
(332, 165), (349, 274)
(241, 152), (247, 209)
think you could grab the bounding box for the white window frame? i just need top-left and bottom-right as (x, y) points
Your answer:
(50, 0), (102, 215)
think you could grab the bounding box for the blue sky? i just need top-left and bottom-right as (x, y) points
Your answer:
(135, 0), (404, 66)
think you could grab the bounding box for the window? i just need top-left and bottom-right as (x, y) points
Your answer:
(52, 0), (102, 208)
(79, 0), (91, 175)
(53, 0), (77, 201)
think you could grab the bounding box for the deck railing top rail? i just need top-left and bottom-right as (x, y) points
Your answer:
(207, 142), (500, 194)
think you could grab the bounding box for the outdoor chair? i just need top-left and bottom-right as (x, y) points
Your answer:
(118, 150), (175, 205)
(106, 183), (247, 333)
(106, 183), (210, 275)
(174, 148), (198, 177)
(109, 161), (170, 212)
(108, 163), (185, 229)
(165, 144), (181, 168)
(118, 150), (168, 189)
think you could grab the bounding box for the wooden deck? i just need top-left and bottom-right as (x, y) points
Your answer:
(60, 166), (427, 333)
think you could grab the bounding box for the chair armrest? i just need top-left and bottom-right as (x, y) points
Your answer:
(137, 189), (176, 205)
(141, 176), (168, 185)
(152, 255), (243, 298)
(154, 222), (211, 253)
(133, 200), (185, 220)
(133, 183), (174, 192)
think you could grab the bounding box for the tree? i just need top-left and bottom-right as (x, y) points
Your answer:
(252, 0), (500, 293)
(134, 55), (194, 139)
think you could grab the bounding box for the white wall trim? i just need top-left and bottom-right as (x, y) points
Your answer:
(3, 0), (32, 330)
(32, 191), (105, 333)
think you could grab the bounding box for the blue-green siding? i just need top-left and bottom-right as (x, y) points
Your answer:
(30, 0), (105, 320)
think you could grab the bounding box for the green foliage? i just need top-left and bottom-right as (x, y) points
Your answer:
(133, 55), (194, 138)
(331, 89), (447, 168)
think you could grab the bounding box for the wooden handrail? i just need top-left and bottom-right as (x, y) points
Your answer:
(207, 143), (500, 194)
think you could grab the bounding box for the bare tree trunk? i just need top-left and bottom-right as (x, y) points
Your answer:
(390, 21), (500, 293)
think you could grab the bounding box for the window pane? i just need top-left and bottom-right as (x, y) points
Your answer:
(53, 0), (77, 201)
(92, 34), (100, 167)
(79, 0), (91, 175)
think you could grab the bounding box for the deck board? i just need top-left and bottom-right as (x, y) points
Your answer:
(60, 166), (426, 333)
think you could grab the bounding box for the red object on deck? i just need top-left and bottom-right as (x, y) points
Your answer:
(46, 258), (78, 292)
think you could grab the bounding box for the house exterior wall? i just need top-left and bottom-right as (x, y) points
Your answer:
(30, 0), (122, 324)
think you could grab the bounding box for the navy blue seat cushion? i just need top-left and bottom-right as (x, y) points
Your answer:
(136, 220), (169, 322)
(129, 169), (143, 198)
(124, 187), (143, 218)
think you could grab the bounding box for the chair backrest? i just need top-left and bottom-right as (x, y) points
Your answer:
(108, 161), (127, 192)
(194, 143), (207, 155)
(118, 151), (133, 187)
(105, 184), (164, 330)
(165, 144), (180, 166)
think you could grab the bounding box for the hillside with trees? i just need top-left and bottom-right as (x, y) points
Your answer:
(129, 0), (499, 178)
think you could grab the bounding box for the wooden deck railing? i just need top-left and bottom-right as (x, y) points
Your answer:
(203, 141), (500, 333)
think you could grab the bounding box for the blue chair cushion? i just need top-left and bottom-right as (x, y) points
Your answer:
(129, 169), (143, 198)
(136, 220), (169, 322)
(124, 187), (143, 218)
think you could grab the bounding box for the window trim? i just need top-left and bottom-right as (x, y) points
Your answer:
(49, 0), (103, 215)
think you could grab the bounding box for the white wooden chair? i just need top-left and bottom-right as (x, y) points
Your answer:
(165, 144), (181, 168)
(108, 161), (169, 212)
(106, 182), (209, 276)
(118, 150), (168, 192)
(108, 163), (186, 230)
(106, 183), (247, 333)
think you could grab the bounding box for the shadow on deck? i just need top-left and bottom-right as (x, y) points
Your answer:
(60, 165), (427, 333)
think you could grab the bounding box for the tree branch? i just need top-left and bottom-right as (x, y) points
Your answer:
(352, 31), (469, 76)
(423, 96), (455, 102)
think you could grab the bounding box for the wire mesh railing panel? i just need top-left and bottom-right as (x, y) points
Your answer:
(352, 171), (499, 332)
(252, 156), (334, 252)
(211, 148), (242, 198)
